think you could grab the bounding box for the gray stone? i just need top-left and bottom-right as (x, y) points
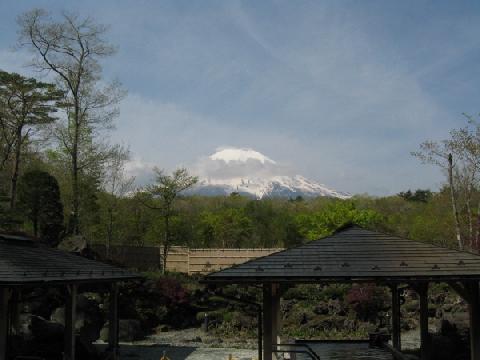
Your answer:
(119, 319), (144, 341)
(57, 235), (87, 253)
(51, 307), (65, 325)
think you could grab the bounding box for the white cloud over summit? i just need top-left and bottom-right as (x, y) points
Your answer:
(193, 147), (292, 181)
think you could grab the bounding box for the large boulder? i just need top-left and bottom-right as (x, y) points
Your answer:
(30, 315), (64, 352)
(57, 235), (88, 253)
(119, 319), (144, 341)
(100, 319), (144, 342)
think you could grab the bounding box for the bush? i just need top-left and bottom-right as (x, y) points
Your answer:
(346, 284), (387, 322)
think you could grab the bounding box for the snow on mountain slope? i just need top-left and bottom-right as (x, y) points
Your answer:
(189, 147), (350, 199)
(210, 148), (276, 164)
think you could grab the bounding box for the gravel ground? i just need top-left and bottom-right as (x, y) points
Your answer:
(96, 328), (258, 360)
(118, 344), (257, 360)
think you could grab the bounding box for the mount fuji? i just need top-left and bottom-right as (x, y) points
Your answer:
(188, 147), (350, 199)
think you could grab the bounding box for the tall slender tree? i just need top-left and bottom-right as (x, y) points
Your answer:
(0, 71), (63, 209)
(141, 168), (197, 274)
(101, 145), (134, 258)
(17, 9), (125, 234)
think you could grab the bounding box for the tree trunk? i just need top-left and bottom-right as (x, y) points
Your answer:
(162, 212), (170, 275)
(476, 201), (480, 251)
(448, 154), (463, 250)
(33, 217), (38, 237)
(9, 127), (22, 209)
(106, 207), (114, 260)
(71, 102), (80, 235)
(466, 187), (474, 249)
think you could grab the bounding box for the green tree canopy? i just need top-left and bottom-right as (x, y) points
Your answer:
(295, 201), (383, 241)
(17, 170), (64, 245)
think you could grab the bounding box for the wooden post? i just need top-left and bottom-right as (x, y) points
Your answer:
(258, 306), (263, 360)
(449, 281), (480, 360)
(9, 289), (19, 336)
(390, 284), (401, 350)
(0, 288), (10, 360)
(271, 284), (281, 359)
(417, 283), (430, 360)
(64, 284), (78, 360)
(467, 281), (480, 360)
(108, 283), (120, 359)
(263, 283), (273, 360)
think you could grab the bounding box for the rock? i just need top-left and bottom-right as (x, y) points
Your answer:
(51, 307), (64, 325)
(101, 319), (144, 342)
(156, 324), (170, 333)
(119, 319), (144, 341)
(57, 235), (88, 253)
(430, 334), (455, 360)
(80, 321), (102, 344)
(99, 325), (109, 342)
(15, 313), (32, 337)
(77, 294), (90, 310)
(30, 315), (64, 351)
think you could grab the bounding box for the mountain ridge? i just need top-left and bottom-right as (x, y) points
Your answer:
(189, 147), (350, 199)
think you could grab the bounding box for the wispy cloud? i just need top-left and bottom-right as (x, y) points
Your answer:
(1, 1), (477, 195)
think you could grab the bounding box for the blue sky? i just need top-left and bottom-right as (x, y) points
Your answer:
(1, 1), (480, 195)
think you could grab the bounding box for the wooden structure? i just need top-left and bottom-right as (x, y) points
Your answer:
(0, 233), (139, 360)
(204, 225), (480, 360)
(92, 244), (282, 273)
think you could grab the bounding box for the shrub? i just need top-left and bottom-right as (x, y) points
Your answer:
(346, 284), (387, 322)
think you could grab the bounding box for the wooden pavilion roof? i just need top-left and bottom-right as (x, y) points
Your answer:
(204, 225), (480, 284)
(0, 233), (139, 285)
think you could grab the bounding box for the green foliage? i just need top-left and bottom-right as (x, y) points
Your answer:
(17, 170), (64, 245)
(398, 189), (433, 203)
(295, 200), (383, 240)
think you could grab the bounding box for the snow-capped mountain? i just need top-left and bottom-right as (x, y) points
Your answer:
(189, 147), (350, 199)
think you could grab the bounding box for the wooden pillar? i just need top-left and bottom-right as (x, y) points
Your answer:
(0, 288), (10, 360)
(390, 284), (401, 350)
(417, 283), (430, 360)
(271, 284), (281, 359)
(263, 283), (274, 360)
(449, 281), (480, 360)
(108, 283), (120, 359)
(10, 289), (20, 336)
(64, 284), (78, 360)
(467, 282), (480, 360)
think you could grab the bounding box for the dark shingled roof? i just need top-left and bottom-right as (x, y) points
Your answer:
(0, 233), (139, 285)
(204, 226), (480, 284)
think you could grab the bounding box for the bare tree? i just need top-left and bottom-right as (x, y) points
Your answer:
(140, 168), (198, 274)
(17, 9), (125, 234)
(412, 141), (463, 249)
(413, 117), (480, 250)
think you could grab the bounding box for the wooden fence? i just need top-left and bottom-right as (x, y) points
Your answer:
(92, 244), (282, 274)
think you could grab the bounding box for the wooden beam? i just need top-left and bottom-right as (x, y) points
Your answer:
(0, 288), (10, 360)
(263, 283), (273, 360)
(390, 284), (401, 351)
(64, 284), (78, 360)
(108, 283), (120, 359)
